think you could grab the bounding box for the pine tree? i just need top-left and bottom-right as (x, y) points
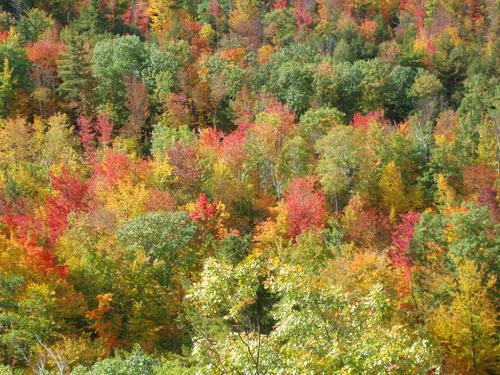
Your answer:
(57, 29), (93, 111)
(76, 0), (107, 37)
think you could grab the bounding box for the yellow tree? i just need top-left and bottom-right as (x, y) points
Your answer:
(435, 173), (456, 210)
(428, 260), (498, 374)
(229, 0), (262, 48)
(477, 118), (499, 173)
(378, 161), (407, 220)
(146, 0), (174, 33)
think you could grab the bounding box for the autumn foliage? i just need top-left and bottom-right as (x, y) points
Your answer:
(0, 0), (497, 373)
(285, 177), (326, 238)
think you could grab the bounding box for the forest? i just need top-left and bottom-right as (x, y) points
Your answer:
(0, 0), (498, 373)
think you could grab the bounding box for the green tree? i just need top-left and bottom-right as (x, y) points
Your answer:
(315, 126), (370, 210)
(16, 8), (53, 45)
(312, 60), (363, 119)
(91, 35), (147, 124)
(263, 8), (296, 47)
(0, 40), (32, 90)
(0, 58), (13, 118)
(142, 42), (182, 106)
(151, 123), (194, 160)
(262, 44), (318, 114)
(71, 345), (156, 375)
(117, 211), (199, 280)
(75, 0), (108, 38)
(298, 106), (345, 145)
(187, 255), (438, 374)
(57, 27), (94, 111)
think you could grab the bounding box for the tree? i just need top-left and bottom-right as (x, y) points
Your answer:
(264, 44), (318, 114)
(57, 28), (94, 111)
(95, 113), (114, 147)
(263, 7), (296, 47)
(26, 38), (63, 117)
(16, 8), (54, 45)
(85, 293), (117, 349)
(312, 59), (363, 119)
(315, 125), (369, 210)
(45, 169), (89, 245)
(430, 35), (469, 107)
(245, 100), (296, 198)
(229, 0), (262, 48)
(284, 177), (326, 239)
(342, 195), (391, 248)
(458, 74), (498, 159)
(298, 106), (344, 145)
(142, 42), (181, 105)
(121, 79), (149, 144)
(187, 193), (229, 239)
(408, 68), (443, 119)
(187, 254), (439, 374)
(0, 39), (32, 91)
(0, 57), (13, 117)
(390, 211), (420, 296)
(75, 0), (108, 37)
(123, 1), (149, 34)
(77, 114), (95, 156)
(146, 0), (174, 33)
(117, 211), (198, 280)
(429, 260), (498, 374)
(91, 35), (147, 124)
(378, 161), (407, 218)
(37, 114), (82, 176)
(151, 123), (194, 160)
(71, 345), (156, 375)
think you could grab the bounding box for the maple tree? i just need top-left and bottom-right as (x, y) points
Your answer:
(390, 211), (420, 296)
(46, 169), (88, 245)
(284, 177), (326, 239)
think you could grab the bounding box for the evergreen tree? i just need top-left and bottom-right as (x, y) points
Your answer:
(57, 28), (93, 112)
(75, 0), (107, 37)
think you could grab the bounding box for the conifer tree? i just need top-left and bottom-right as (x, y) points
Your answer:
(75, 0), (107, 37)
(57, 28), (93, 112)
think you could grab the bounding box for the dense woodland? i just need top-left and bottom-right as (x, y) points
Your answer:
(0, 0), (498, 373)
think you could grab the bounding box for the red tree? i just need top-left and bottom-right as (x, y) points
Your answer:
(95, 112), (113, 146)
(293, 0), (314, 29)
(463, 165), (499, 222)
(390, 211), (420, 293)
(19, 235), (68, 278)
(26, 38), (63, 87)
(77, 115), (95, 155)
(123, 0), (148, 33)
(273, 0), (288, 10)
(343, 196), (391, 247)
(350, 109), (388, 132)
(92, 150), (131, 187)
(46, 170), (88, 245)
(189, 193), (227, 239)
(284, 177), (327, 239)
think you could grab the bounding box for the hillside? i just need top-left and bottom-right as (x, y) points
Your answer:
(0, 1), (498, 373)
